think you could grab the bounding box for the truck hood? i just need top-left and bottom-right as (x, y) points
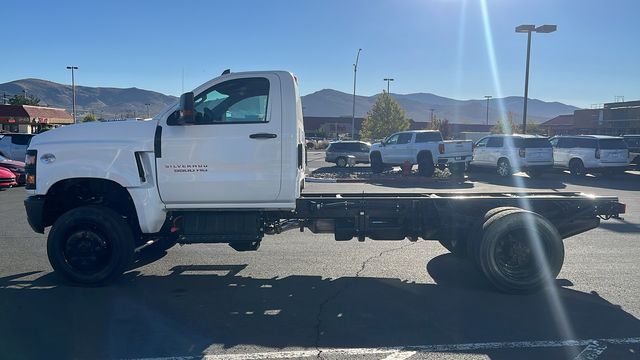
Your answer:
(30, 120), (159, 151)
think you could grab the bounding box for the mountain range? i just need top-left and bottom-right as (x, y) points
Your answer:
(0, 79), (579, 123)
(0, 79), (177, 119)
(301, 89), (579, 124)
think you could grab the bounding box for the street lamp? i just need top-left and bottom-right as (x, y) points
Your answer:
(484, 95), (492, 125)
(352, 48), (362, 140)
(145, 103), (151, 118)
(66, 66), (79, 124)
(383, 78), (394, 94)
(516, 24), (556, 133)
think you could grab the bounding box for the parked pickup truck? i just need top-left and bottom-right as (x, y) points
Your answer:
(369, 130), (472, 176)
(23, 70), (625, 293)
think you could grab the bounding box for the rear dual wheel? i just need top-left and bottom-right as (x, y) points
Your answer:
(477, 208), (564, 293)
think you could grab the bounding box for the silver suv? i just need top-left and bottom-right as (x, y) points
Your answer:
(550, 135), (629, 176)
(325, 141), (371, 167)
(471, 134), (553, 177)
(0, 133), (35, 161)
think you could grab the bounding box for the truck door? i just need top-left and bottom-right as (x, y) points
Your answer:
(472, 137), (489, 165)
(396, 132), (414, 162)
(156, 74), (282, 206)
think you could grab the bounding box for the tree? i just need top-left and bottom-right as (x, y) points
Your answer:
(8, 94), (40, 106)
(360, 91), (410, 140)
(491, 111), (520, 134)
(82, 113), (97, 122)
(428, 118), (451, 139)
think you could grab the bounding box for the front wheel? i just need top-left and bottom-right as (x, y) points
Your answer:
(336, 157), (348, 168)
(569, 159), (586, 177)
(47, 205), (135, 285)
(370, 153), (384, 174)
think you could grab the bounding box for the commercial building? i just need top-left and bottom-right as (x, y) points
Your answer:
(540, 100), (640, 136)
(0, 105), (74, 133)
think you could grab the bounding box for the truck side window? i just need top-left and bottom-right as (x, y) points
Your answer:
(397, 133), (413, 144)
(385, 134), (399, 145)
(187, 77), (269, 125)
(486, 137), (503, 148)
(475, 137), (488, 148)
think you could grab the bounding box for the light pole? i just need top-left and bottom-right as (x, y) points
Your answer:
(430, 108), (435, 122)
(383, 78), (394, 94)
(516, 24), (556, 133)
(66, 66), (78, 124)
(145, 103), (151, 118)
(484, 95), (492, 125)
(352, 48), (362, 140)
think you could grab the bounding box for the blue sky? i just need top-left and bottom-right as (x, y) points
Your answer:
(2, 0), (638, 108)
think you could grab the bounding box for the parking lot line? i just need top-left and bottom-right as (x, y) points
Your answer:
(126, 337), (640, 360)
(573, 341), (608, 360)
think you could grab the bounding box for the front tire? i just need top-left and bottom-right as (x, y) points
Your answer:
(47, 205), (135, 285)
(569, 159), (586, 177)
(370, 152), (384, 174)
(336, 157), (348, 168)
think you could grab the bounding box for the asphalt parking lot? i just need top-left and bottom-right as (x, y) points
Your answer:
(1, 163), (640, 360)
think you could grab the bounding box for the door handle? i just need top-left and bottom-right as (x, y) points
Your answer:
(250, 133), (277, 139)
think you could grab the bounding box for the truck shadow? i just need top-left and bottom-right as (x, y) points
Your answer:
(467, 171), (568, 190)
(1, 257), (639, 359)
(598, 218), (640, 234)
(559, 172), (640, 191)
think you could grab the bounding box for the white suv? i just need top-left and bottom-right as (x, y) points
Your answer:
(550, 135), (630, 176)
(471, 134), (553, 177)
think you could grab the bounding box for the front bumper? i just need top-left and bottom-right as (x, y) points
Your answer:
(24, 195), (46, 233)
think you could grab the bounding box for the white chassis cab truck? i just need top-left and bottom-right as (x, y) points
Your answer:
(23, 70), (625, 293)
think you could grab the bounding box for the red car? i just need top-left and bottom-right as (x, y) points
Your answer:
(0, 154), (25, 185)
(0, 166), (17, 189)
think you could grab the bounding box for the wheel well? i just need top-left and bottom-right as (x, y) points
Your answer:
(43, 178), (142, 237)
(370, 151), (381, 160)
(498, 157), (510, 165)
(417, 151), (433, 163)
(569, 158), (583, 165)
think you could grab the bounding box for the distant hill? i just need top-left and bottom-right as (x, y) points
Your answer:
(0, 78), (579, 123)
(301, 89), (580, 124)
(0, 79), (177, 119)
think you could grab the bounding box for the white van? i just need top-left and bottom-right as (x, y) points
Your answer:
(471, 134), (553, 177)
(550, 135), (630, 176)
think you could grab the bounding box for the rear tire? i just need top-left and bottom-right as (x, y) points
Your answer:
(449, 163), (465, 177)
(47, 205), (135, 285)
(370, 153), (383, 174)
(569, 159), (586, 177)
(477, 209), (564, 294)
(418, 153), (435, 177)
(336, 157), (347, 168)
(497, 158), (512, 177)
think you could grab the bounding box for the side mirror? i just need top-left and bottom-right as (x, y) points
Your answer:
(179, 92), (195, 124)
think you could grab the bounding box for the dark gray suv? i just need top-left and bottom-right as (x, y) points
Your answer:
(325, 141), (371, 167)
